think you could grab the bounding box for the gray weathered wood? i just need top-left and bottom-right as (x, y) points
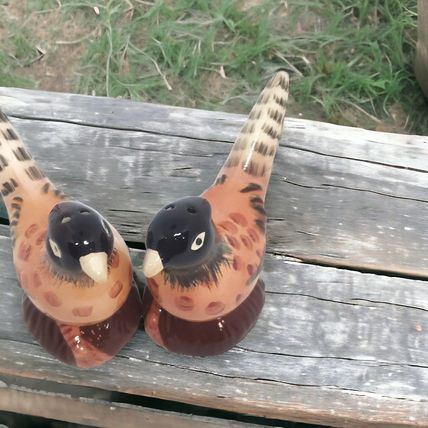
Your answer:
(0, 87), (427, 168)
(0, 228), (427, 427)
(0, 87), (427, 426)
(0, 88), (427, 277)
(416, 0), (428, 98)
(0, 382), (257, 428)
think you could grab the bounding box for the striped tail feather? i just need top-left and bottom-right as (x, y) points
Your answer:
(0, 110), (59, 210)
(215, 71), (289, 188)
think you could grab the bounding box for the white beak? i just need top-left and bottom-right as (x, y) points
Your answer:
(80, 252), (108, 283)
(143, 249), (164, 278)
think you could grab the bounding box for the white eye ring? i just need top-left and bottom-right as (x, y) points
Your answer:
(191, 232), (206, 251)
(49, 239), (62, 258)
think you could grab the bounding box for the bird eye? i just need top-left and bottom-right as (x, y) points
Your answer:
(191, 232), (205, 251)
(49, 239), (62, 258)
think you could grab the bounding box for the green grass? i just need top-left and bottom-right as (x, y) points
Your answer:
(60, 0), (275, 109)
(0, 0), (427, 134)
(275, 0), (427, 133)
(0, 30), (37, 88)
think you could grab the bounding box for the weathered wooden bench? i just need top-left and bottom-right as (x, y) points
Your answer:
(0, 86), (427, 427)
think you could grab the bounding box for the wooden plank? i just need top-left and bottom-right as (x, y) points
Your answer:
(0, 114), (426, 277)
(0, 383), (257, 428)
(416, 0), (428, 98)
(0, 229), (427, 427)
(0, 86), (427, 169)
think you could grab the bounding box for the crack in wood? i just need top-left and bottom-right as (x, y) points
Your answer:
(234, 347), (428, 370)
(270, 251), (428, 281)
(284, 143), (428, 174)
(266, 290), (428, 312)
(8, 114), (428, 174)
(7, 114), (228, 145)
(348, 298), (428, 312)
(282, 180), (428, 204)
(109, 144), (213, 158)
(267, 291), (376, 308)
(320, 183), (428, 204)
(250, 378), (420, 402)
(111, 354), (428, 403)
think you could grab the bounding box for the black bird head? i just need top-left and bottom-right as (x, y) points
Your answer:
(47, 201), (114, 283)
(143, 197), (217, 280)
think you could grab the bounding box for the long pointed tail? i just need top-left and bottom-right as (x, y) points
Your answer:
(215, 71), (289, 188)
(0, 111), (58, 210)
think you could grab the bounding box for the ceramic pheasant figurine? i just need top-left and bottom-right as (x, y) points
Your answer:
(142, 71), (289, 356)
(0, 111), (141, 368)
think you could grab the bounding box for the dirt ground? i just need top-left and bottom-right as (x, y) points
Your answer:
(1, 2), (88, 92)
(0, 1), (414, 133)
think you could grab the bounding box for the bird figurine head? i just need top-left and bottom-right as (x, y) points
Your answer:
(143, 196), (217, 279)
(47, 201), (114, 283)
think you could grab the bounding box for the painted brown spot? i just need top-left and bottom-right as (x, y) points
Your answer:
(233, 255), (244, 271)
(240, 234), (253, 250)
(25, 224), (38, 239)
(110, 250), (120, 268)
(25, 165), (45, 181)
(247, 264), (255, 276)
(18, 242), (32, 261)
(175, 295), (195, 311)
(205, 301), (226, 316)
(225, 155), (240, 168)
(229, 212), (248, 227)
(240, 182), (262, 193)
(33, 272), (42, 288)
(236, 294), (243, 305)
(218, 220), (238, 234)
(109, 280), (123, 298)
(72, 306), (93, 317)
(36, 231), (47, 247)
(247, 228), (260, 243)
(214, 174), (227, 185)
(226, 235), (240, 250)
(44, 291), (62, 307)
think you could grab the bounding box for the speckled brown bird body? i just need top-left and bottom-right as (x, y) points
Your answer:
(142, 71), (289, 356)
(0, 111), (141, 368)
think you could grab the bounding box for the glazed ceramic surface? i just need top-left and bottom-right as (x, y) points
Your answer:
(142, 71), (289, 356)
(0, 111), (141, 368)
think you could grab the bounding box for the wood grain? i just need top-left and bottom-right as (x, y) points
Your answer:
(0, 87), (427, 426)
(0, 229), (427, 427)
(0, 91), (426, 277)
(0, 383), (258, 428)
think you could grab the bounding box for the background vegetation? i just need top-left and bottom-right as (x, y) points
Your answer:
(0, 0), (426, 134)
